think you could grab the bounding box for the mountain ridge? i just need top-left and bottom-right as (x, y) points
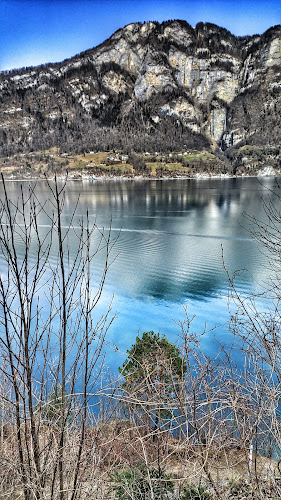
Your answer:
(0, 20), (280, 173)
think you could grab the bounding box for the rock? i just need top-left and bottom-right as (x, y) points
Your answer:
(0, 20), (280, 168)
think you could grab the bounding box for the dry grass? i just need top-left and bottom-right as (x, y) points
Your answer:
(1, 419), (278, 499)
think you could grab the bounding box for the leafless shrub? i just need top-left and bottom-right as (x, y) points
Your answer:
(1, 176), (281, 499)
(0, 175), (118, 499)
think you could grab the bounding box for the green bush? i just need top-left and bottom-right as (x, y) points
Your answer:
(180, 484), (211, 499)
(111, 463), (174, 499)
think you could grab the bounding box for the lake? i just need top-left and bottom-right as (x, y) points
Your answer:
(0, 176), (278, 373)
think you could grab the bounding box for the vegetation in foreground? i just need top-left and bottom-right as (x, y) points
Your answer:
(1, 177), (281, 498)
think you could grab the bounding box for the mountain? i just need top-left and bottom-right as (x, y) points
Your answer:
(0, 20), (281, 172)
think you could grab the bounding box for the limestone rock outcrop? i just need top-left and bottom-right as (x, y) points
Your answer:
(0, 20), (280, 168)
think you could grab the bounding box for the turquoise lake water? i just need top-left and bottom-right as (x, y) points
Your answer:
(1, 176), (278, 373)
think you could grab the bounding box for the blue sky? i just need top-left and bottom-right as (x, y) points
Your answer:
(1, 0), (281, 71)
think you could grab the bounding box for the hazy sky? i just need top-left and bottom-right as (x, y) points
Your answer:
(1, 0), (281, 71)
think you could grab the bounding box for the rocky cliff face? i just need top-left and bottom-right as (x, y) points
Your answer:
(0, 20), (280, 169)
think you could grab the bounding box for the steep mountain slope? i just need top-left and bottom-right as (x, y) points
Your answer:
(0, 20), (280, 170)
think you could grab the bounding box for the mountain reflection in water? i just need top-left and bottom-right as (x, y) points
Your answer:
(0, 176), (278, 370)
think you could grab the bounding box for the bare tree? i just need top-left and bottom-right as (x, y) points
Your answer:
(108, 185), (281, 499)
(2, 175), (281, 500)
(0, 175), (117, 499)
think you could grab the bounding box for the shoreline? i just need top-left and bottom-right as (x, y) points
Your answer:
(1, 161), (280, 183)
(2, 170), (281, 182)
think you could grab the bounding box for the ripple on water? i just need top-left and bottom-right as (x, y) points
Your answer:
(1, 177), (278, 372)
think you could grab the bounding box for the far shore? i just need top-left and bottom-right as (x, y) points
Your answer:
(1, 146), (280, 183)
(1, 168), (280, 183)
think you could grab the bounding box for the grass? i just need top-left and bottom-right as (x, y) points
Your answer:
(154, 164), (191, 175)
(0, 148), (223, 179)
(183, 151), (216, 162)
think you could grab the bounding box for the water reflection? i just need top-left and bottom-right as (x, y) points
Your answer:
(1, 177), (276, 299)
(1, 176), (278, 367)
